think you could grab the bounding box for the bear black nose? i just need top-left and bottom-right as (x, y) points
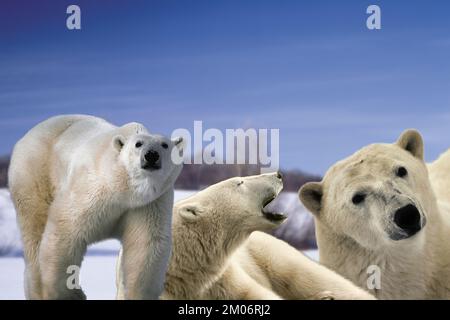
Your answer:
(143, 150), (160, 170)
(393, 204), (422, 237)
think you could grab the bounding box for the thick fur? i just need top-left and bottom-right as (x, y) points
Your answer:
(299, 129), (450, 299)
(8, 115), (183, 299)
(116, 173), (375, 300)
(428, 150), (450, 206)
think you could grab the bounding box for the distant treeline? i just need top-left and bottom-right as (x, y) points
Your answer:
(0, 156), (320, 191)
(0, 156), (9, 188)
(174, 163), (320, 192)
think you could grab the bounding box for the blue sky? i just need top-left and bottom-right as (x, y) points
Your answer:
(1, 0), (450, 175)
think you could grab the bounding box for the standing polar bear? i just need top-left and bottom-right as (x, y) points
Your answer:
(117, 173), (375, 300)
(8, 115), (183, 299)
(300, 129), (450, 299)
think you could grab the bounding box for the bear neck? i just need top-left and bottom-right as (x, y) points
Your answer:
(315, 216), (439, 299)
(165, 221), (248, 299)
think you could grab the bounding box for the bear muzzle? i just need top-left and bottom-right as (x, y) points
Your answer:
(390, 204), (426, 240)
(141, 149), (161, 170)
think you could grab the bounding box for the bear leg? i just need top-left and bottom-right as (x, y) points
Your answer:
(10, 180), (51, 299)
(246, 232), (375, 300)
(118, 190), (173, 299)
(38, 203), (88, 300)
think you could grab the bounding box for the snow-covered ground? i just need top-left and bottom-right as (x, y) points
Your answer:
(0, 189), (196, 256)
(0, 250), (319, 300)
(0, 255), (119, 300)
(0, 189), (21, 256)
(0, 188), (318, 299)
(0, 189), (198, 299)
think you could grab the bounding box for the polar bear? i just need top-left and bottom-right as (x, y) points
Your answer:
(8, 115), (183, 300)
(299, 129), (450, 299)
(116, 173), (375, 300)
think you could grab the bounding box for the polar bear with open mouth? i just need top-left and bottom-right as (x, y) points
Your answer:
(117, 173), (374, 300)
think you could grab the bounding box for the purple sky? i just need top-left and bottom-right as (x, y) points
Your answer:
(1, 0), (450, 174)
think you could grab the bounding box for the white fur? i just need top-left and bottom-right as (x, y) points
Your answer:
(116, 173), (375, 300)
(300, 129), (450, 299)
(8, 115), (183, 299)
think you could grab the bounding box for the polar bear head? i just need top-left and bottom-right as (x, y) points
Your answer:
(113, 131), (184, 206)
(299, 130), (433, 250)
(173, 172), (285, 254)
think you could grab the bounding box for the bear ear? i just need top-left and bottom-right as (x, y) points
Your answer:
(178, 204), (204, 222)
(171, 136), (185, 165)
(113, 135), (125, 152)
(299, 182), (323, 216)
(172, 136), (184, 150)
(395, 129), (424, 160)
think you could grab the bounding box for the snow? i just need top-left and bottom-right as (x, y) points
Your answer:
(0, 256), (119, 299)
(0, 189), (21, 256)
(0, 189), (196, 256)
(0, 188), (200, 299)
(0, 250), (319, 300)
(269, 192), (317, 249)
(0, 188), (199, 299)
(0, 188), (318, 299)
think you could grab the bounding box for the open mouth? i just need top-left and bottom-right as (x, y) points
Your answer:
(262, 195), (287, 223)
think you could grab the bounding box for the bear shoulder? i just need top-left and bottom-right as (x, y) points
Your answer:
(117, 122), (149, 136)
(428, 148), (450, 204)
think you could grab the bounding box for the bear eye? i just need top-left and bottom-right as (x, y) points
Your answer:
(237, 180), (244, 186)
(396, 166), (408, 178)
(352, 193), (366, 205)
(135, 142), (143, 148)
(161, 142), (168, 149)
